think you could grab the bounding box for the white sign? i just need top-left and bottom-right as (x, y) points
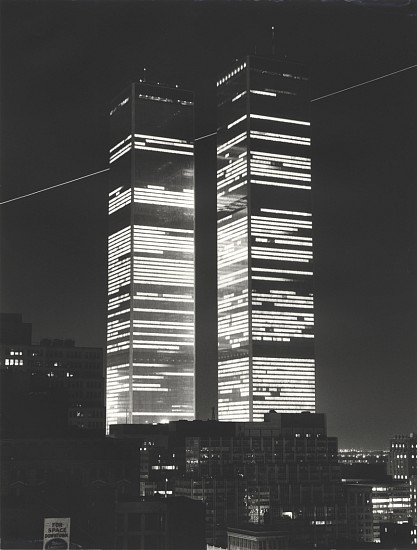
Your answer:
(43, 517), (70, 550)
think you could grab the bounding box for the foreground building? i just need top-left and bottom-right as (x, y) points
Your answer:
(115, 496), (205, 550)
(216, 56), (315, 421)
(107, 83), (195, 428)
(1, 434), (140, 548)
(110, 411), (346, 547)
(343, 483), (373, 543)
(342, 461), (413, 544)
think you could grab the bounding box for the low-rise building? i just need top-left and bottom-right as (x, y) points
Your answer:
(1, 434), (140, 548)
(227, 524), (289, 550)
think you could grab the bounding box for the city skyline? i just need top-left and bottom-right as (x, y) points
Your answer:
(1, 0), (416, 448)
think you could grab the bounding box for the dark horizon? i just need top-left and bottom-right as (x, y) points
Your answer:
(1, 0), (416, 450)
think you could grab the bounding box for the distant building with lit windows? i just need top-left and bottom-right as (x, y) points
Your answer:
(389, 433), (417, 480)
(216, 56), (315, 421)
(0, 313), (105, 435)
(107, 83), (195, 429)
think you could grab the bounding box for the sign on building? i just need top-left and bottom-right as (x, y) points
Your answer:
(43, 517), (71, 549)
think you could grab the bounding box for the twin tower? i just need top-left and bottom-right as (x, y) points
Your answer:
(106, 55), (315, 429)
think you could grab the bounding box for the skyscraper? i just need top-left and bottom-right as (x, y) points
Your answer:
(217, 56), (315, 421)
(107, 83), (195, 429)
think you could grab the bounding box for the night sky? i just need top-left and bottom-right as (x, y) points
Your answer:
(1, 0), (416, 449)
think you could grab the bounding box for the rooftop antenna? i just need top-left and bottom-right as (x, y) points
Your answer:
(211, 406), (216, 421)
(272, 26), (276, 57)
(143, 67), (147, 83)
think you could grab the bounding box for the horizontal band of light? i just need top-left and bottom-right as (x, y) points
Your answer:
(134, 144), (193, 156)
(251, 156), (310, 170)
(133, 307), (193, 314)
(252, 219), (311, 229)
(261, 208), (311, 217)
(110, 134), (131, 154)
(250, 114), (310, 126)
(109, 185), (123, 198)
(227, 115), (247, 130)
(251, 130), (310, 146)
(135, 295), (193, 303)
(143, 139), (192, 149)
(252, 178), (311, 190)
(109, 189), (131, 214)
(217, 132), (246, 155)
(252, 246), (312, 257)
(252, 268), (313, 276)
(132, 412), (194, 416)
(134, 321), (193, 328)
(252, 151), (310, 164)
(110, 143), (132, 164)
(135, 224), (193, 234)
(134, 190), (194, 209)
(251, 164), (311, 181)
(217, 156), (246, 177)
(134, 133), (192, 146)
(251, 90), (276, 97)
(232, 91), (247, 103)
(133, 339), (193, 346)
(133, 331), (193, 338)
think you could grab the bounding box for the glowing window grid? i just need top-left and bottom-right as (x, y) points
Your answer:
(217, 57), (315, 422)
(107, 84), (195, 430)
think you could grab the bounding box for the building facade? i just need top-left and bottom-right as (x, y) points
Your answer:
(115, 497), (205, 550)
(110, 412), (346, 548)
(216, 56), (315, 421)
(227, 525), (289, 550)
(0, 314), (105, 434)
(107, 83), (195, 428)
(371, 481), (411, 542)
(389, 433), (417, 481)
(1, 435), (140, 549)
(344, 483), (373, 543)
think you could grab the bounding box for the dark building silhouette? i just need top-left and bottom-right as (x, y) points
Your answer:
(115, 496), (205, 549)
(343, 483), (373, 544)
(0, 313), (105, 436)
(110, 411), (347, 547)
(1, 434), (140, 549)
(379, 519), (415, 548)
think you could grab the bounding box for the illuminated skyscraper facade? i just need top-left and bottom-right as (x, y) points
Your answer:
(217, 56), (315, 421)
(107, 83), (195, 429)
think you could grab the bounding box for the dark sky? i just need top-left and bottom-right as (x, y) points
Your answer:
(1, 0), (416, 449)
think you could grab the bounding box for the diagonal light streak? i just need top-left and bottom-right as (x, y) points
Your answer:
(1, 64), (415, 205)
(310, 64), (417, 102)
(0, 168), (110, 206)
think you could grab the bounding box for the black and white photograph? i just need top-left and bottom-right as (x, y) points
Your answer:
(1, 0), (416, 548)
